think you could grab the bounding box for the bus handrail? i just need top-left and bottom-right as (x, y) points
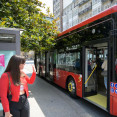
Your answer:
(84, 64), (97, 84)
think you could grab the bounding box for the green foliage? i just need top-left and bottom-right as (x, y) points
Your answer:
(0, 0), (59, 52)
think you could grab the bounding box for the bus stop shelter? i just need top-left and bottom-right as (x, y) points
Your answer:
(0, 27), (22, 114)
(0, 27), (21, 55)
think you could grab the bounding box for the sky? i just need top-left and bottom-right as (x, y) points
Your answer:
(39, 0), (53, 14)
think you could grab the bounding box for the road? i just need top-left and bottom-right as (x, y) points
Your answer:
(24, 60), (114, 117)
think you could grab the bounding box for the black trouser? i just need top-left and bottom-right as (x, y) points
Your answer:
(4, 94), (30, 117)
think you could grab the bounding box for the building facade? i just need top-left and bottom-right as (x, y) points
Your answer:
(53, 0), (117, 32)
(53, 0), (63, 32)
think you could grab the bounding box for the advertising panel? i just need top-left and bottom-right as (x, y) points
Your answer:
(0, 51), (15, 77)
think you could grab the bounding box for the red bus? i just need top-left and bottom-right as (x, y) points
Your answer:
(35, 5), (117, 116)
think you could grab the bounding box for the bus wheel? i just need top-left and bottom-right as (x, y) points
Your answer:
(67, 77), (76, 98)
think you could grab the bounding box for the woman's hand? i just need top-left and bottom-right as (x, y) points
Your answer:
(5, 112), (13, 117)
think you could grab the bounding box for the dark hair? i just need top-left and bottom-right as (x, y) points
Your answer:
(5, 55), (25, 85)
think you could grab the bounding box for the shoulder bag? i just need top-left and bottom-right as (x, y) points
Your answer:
(101, 71), (107, 77)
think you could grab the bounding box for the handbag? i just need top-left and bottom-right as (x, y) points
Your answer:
(101, 71), (107, 77)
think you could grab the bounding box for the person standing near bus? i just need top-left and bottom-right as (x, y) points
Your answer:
(101, 57), (107, 91)
(96, 54), (102, 71)
(96, 54), (102, 90)
(0, 55), (36, 117)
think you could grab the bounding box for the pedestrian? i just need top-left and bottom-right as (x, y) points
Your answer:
(0, 55), (36, 117)
(101, 56), (107, 92)
(96, 54), (102, 71)
(96, 54), (102, 91)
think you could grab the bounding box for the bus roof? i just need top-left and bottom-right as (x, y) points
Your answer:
(58, 5), (117, 37)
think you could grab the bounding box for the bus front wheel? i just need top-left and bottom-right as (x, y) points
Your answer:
(67, 77), (76, 98)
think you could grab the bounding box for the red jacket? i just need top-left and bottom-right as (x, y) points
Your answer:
(0, 70), (36, 112)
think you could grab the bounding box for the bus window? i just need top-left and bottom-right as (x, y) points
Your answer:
(56, 52), (66, 70)
(66, 51), (81, 73)
(56, 50), (81, 73)
(41, 52), (45, 64)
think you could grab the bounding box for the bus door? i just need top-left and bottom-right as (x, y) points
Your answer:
(45, 51), (54, 81)
(39, 52), (46, 77)
(35, 52), (40, 75)
(83, 42), (109, 110)
(84, 47), (97, 96)
(49, 52), (54, 81)
(45, 52), (50, 79)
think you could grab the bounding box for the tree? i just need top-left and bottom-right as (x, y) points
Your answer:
(0, 0), (59, 52)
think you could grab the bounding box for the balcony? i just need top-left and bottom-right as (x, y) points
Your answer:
(101, 0), (109, 2)
(79, 0), (90, 6)
(78, 5), (92, 16)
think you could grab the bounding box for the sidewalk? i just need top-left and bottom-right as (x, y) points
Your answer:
(23, 60), (46, 117)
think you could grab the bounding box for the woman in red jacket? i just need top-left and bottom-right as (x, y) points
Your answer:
(0, 55), (36, 117)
